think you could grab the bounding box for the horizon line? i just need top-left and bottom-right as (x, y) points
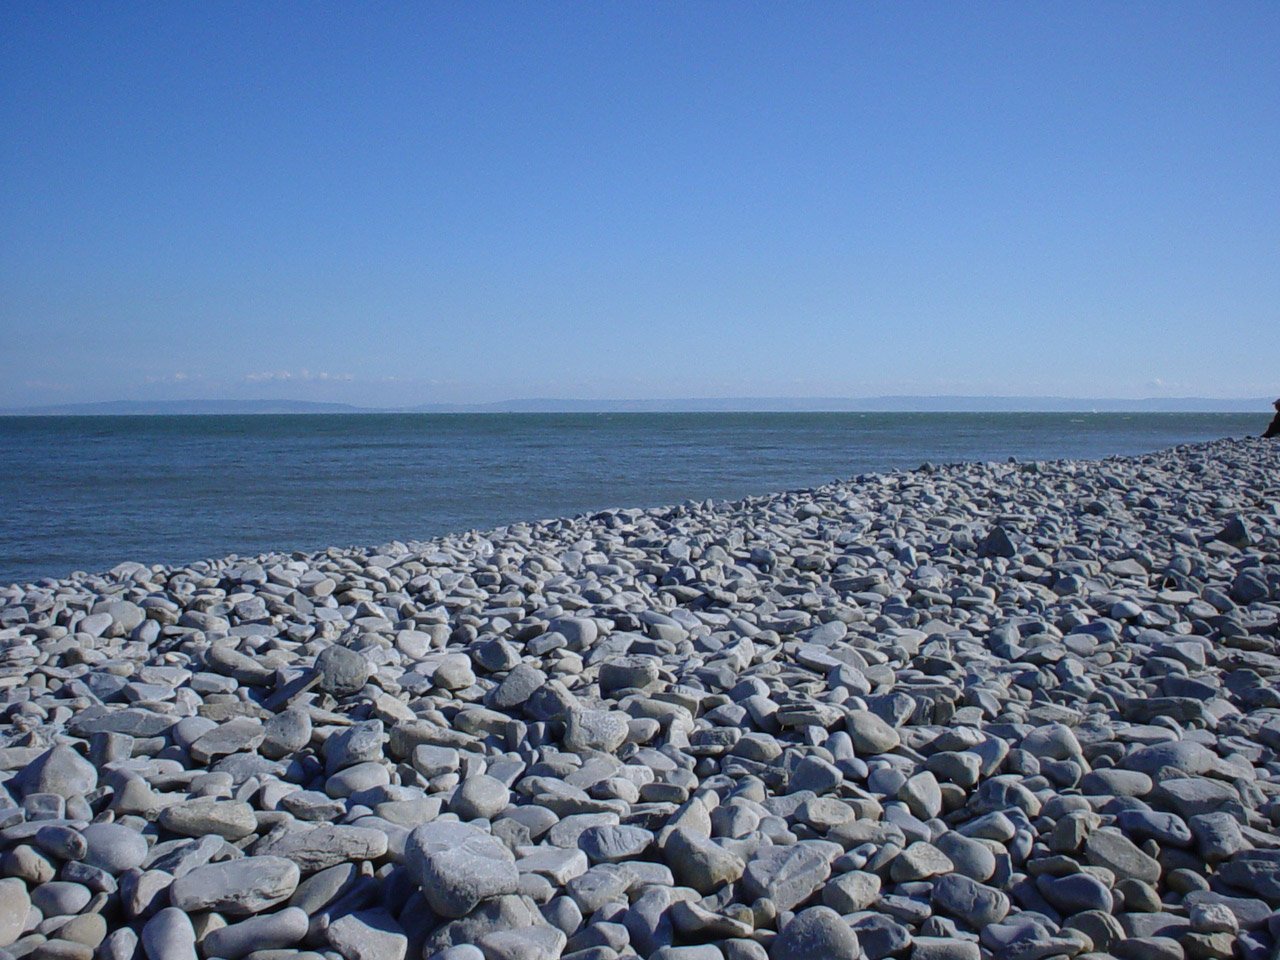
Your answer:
(2, 393), (1273, 417)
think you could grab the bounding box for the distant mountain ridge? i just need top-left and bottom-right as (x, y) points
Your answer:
(1, 396), (1270, 415)
(3, 399), (366, 416)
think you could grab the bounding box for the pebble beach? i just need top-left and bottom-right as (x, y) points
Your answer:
(0, 435), (1277, 960)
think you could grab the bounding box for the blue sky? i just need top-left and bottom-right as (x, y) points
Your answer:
(2, 3), (1277, 406)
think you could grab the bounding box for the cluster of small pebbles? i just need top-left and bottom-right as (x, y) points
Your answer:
(1, 436), (1279, 960)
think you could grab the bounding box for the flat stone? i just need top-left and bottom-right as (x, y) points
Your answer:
(11, 746), (97, 800)
(1084, 829), (1161, 884)
(169, 856), (300, 915)
(579, 824), (654, 864)
(742, 840), (840, 911)
(450, 775), (510, 821)
(252, 823), (388, 873)
(159, 798), (258, 840)
(664, 827), (745, 894)
(405, 821), (520, 918)
(325, 908), (408, 960)
(201, 907), (309, 960)
(932, 873), (1010, 929)
(890, 842), (954, 883)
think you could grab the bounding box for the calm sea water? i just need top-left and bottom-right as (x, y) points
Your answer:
(0, 412), (1261, 585)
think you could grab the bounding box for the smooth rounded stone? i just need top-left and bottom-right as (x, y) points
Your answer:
(450, 775), (510, 821)
(1120, 741), (1215, 777)
(578, 825), (654, 864)
(405, 821), (520, 918)
(4, 845), (56, 885)
(325, 909), (408, 960)
(550, 617), (598, 649)
(202, 907), (309, 959)
(431, 654), (476, 691)
(0, 878), (31, 947)
(1114, 936), (1185, 960)
(1115, 810), (1193, 847)
(624, 884), (680, 956)
(1037, 872), (1114, 915)
(822, 870), (881, 913)
(78, 823), (147, 874)
(142, 907), (197, 960)
(1084, 829), (1161, 884)
(34, 824), (87, 861)
(1063, 909), (1124, 951)
(260, 709), (313, 760)
(926, 751), (982, 788)
(845, 712), (900, 754)
(898, 772), (943, 820)
(431, 948), (485, 960)
(490, 663), (547, 710)
(770, 907), (858, 960)
(52, 913), (107, 950)
(474, 925), (566, 960)
(411, 744), (461, 779)
(933, 831), (996, 882)
(174, 714), (224, 750)
(169, 856), (300, 915)
(911, 937), (980, 960)
(316, 645), (371, 696)
(122, 868), (173, 920)
(664, 828), (745, 894)
(31, 881), (91, 918)
(1117, 878), (1162, 913)
(1081, 768), (1153, 798)
(565, 863), (634, 913)
(288, 861), (361, 915)
(325, 761), (391, 798)
(652, 947), (728, 960)
(158, 798), (257, 841)
(791, 756), (844, 795)
(11, 747), (97, 801)
(1154, 777), (1240, 819)
(931, 874), (1010, 929)
(97, 928), (141, 960)
(563, 710), (629, 754)
(890, 842), (953, 883)
(252, 823), (389, 872)
(28, 939), (95, 960)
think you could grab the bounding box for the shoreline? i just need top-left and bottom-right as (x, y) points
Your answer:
(1, 415), (1262, 588)
(0, 436), (1277, 959)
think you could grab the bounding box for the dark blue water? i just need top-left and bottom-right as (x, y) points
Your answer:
(0, 413), (1261, 584)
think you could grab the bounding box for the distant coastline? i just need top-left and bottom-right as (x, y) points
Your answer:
(1, 395), (1270, 416)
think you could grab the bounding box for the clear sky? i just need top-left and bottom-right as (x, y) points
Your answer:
(2, 3), (1277, 407)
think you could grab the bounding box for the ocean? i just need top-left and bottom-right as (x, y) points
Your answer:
(0, 412), (1262, 585)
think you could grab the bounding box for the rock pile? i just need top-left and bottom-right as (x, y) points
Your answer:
(0, 437), (1278, 960)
